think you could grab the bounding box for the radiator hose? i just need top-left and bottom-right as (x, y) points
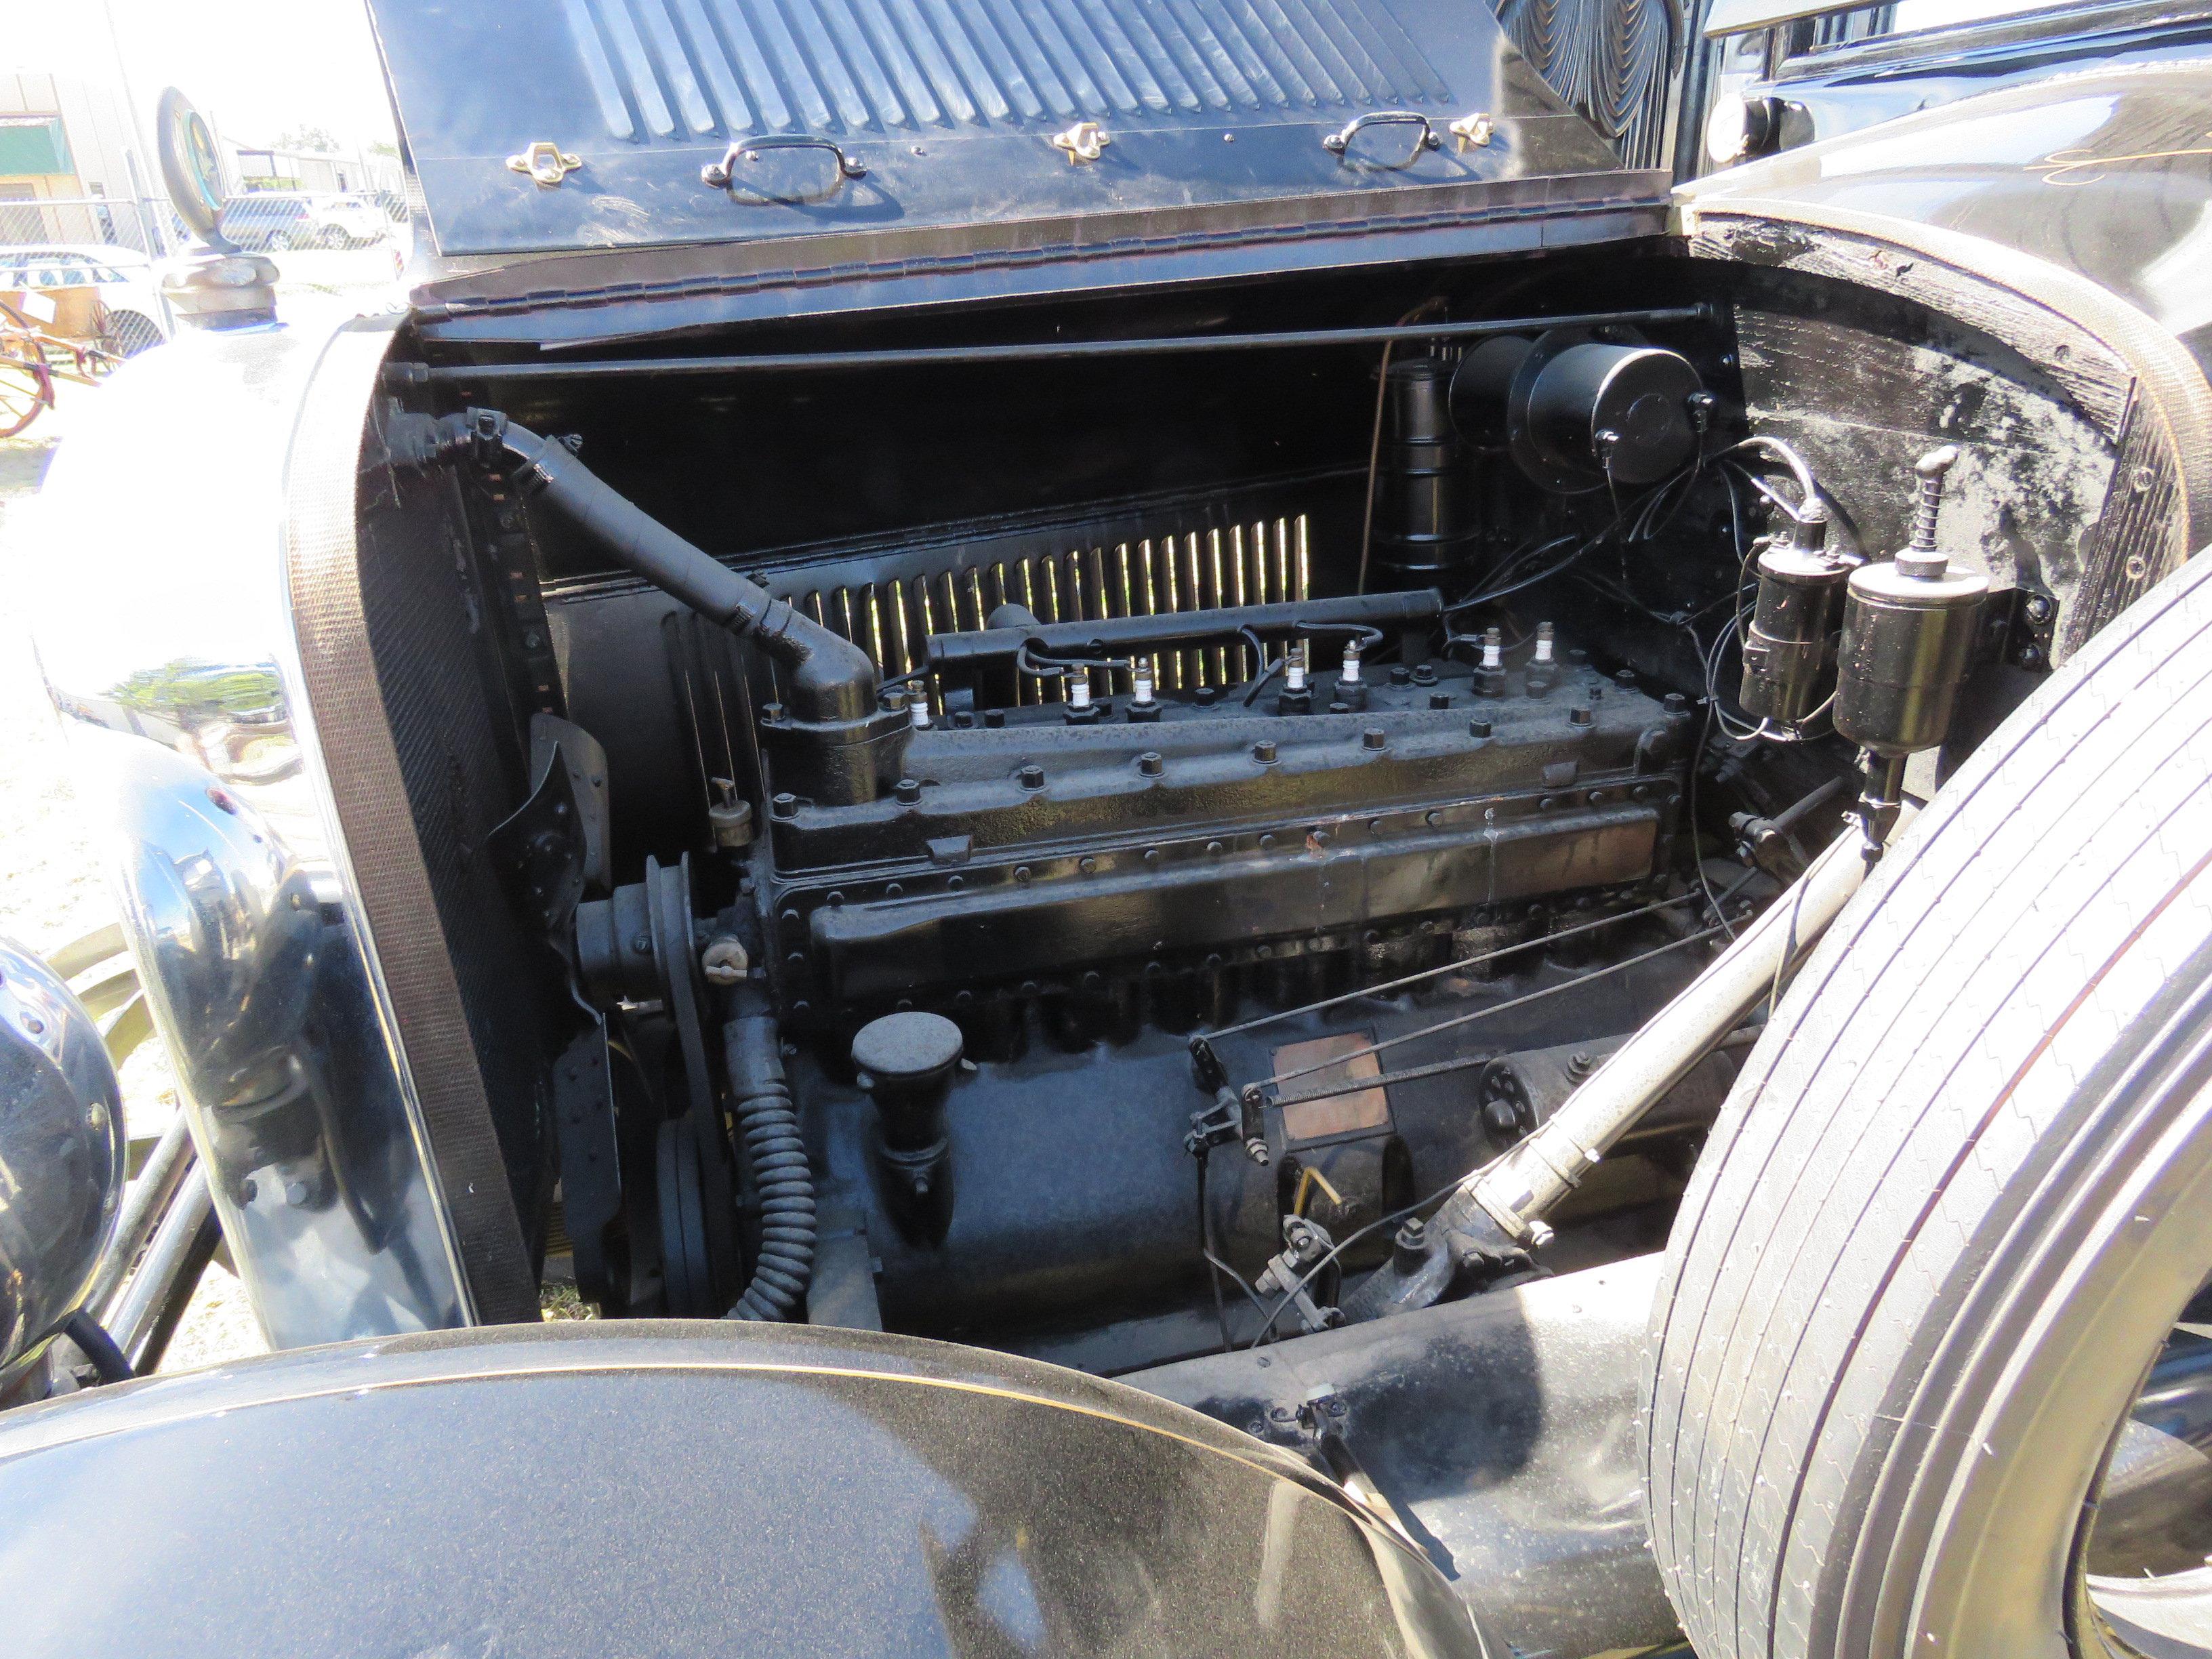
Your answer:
(723, 1008), (816, 1322)
(468, 412), (878, 727)
(413, 407), (897, 804)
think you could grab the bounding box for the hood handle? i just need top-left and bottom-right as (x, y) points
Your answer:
(1322, 111), (1439, 167)
(701, 136), (867, 193)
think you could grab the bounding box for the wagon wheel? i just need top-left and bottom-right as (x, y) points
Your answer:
(0, 299), (47, 365)
(0, 348), (52, 437)
(95, 310), (163, 359)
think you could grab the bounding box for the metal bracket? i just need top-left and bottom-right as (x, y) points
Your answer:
(1050, 121), (1112, 164)
(1253, 1218), (1344, 1334)
(487, 744), (587, 935)
(1322, 110), (1439, 164)
(701, 136), (867, 190)
(552, 1025), (624, 1311)
(506, 142), (581, 187)
(1448, 112), (1495, 152)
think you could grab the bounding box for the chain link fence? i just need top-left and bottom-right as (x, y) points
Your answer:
(0, 191), (412, 318)
(0, 193), (181, 259)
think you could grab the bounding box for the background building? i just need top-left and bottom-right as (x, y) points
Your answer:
(0, 69), (165, 251)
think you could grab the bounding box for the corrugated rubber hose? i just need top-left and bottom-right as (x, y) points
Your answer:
(722, 1011), (815, 1322)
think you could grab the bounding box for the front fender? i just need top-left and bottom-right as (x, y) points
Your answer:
(22, 318), (521, 1345)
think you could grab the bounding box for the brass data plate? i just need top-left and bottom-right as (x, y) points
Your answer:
(1271, 1033), (1391, 1144)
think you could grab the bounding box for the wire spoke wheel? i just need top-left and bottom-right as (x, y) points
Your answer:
(2081, 1285), (2212, 1656)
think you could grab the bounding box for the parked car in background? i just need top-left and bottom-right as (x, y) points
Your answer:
(0, 246), (168, 358)
(217, 190), (392, 251)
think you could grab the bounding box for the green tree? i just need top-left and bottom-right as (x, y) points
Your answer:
(273, 125), (342, 156)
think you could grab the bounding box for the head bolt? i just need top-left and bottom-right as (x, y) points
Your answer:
(1138, 752), (1165, 777)
(894, 777), (922, 804)
(1252, 738), (1277, 764)
(1361, 727), (1387, 751)
(1570, 704), (1595, 727)
(1018, 763), (1046, 790)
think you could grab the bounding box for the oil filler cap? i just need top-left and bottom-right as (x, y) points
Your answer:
(851, 1012), (964, 1092)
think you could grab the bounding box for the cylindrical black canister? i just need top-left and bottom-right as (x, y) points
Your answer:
(1740, 546), (1848, 726)
(1835, 557), (1989, 755)
(1523, 343), (1702, 486)
(1376, 355), (1478, 577)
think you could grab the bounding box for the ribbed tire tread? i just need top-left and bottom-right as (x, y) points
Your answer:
(1643, 550), (2212, 1659)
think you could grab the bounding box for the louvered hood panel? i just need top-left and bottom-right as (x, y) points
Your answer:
(368, 0), (1646, 261)
(559, 0), (1450, 138)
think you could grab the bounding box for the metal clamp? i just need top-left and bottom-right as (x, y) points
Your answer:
(701, 136), (867, 190)
(1322, 110), (1439, 164)
(507, 142), (582, 187)
(1448, 112), (1495, 152)
(1050, 121), (1111, 164)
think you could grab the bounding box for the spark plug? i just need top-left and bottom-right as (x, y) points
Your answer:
(1336, 637), (1369, 712)
(1063, 671), (1102, 724)
(1474, 626), (1508, 698)
(1526, 621), (1557, 695)
(1276, 640), (1314, 715)
(1128, 654), (1162, 722)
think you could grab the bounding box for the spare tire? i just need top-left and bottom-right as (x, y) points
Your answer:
(1644, 550), (2212, 1659)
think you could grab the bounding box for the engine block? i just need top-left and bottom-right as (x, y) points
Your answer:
(760, 648), (1694, 1027)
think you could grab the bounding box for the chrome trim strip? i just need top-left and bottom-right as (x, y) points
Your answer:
(281, 320), (537, 1323)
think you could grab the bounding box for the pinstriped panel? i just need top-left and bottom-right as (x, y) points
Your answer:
(560, 0), (1449, 137)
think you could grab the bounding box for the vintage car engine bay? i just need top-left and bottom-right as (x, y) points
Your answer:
(20, 14), (2212, 1653)
(329, 245), (2095, 1382)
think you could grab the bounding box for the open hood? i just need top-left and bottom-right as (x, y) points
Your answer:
(368, 0), (1662, 324)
